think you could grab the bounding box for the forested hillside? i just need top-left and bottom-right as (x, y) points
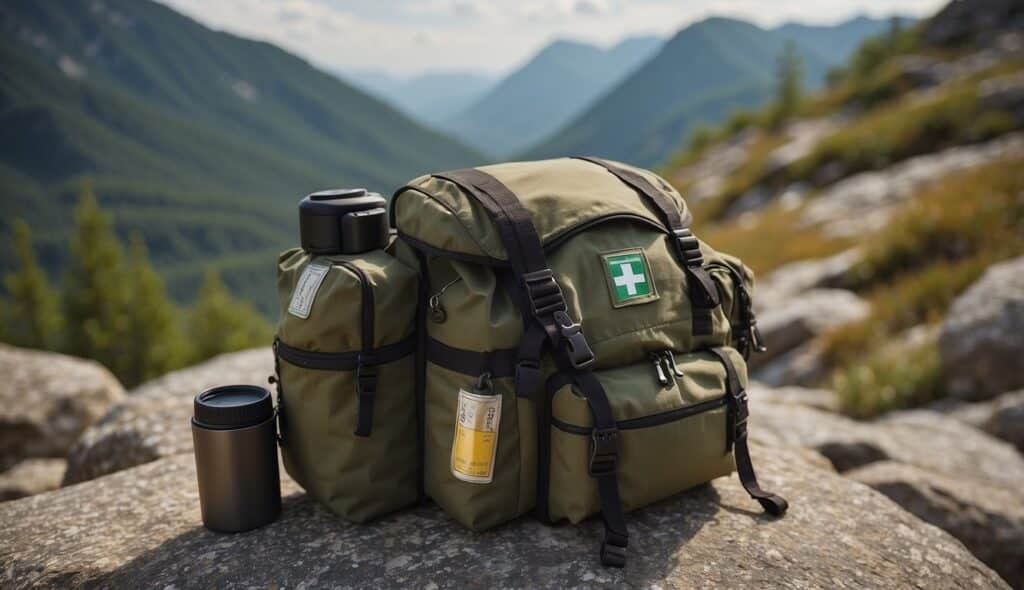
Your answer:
(0, 0), (482, 312)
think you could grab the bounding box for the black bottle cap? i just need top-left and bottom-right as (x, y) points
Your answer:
(298, 187), (389, 254)
(193, 385), (273, 430)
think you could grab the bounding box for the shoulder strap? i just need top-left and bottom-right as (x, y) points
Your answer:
(573, 157), (720, 336)
(708, 347), (789, 516)
(433, 168), (629, 567)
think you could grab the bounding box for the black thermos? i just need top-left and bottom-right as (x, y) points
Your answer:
(299, 188), (389, 254)
(192, 385), (281, 533)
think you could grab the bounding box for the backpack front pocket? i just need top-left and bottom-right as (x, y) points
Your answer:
(540, 348), (745, 524)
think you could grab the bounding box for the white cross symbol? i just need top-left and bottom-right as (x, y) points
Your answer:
(614, 262), (646, 296)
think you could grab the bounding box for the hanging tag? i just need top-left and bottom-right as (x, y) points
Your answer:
(451, 388), (501, 484)
(288, 260), (331, 319)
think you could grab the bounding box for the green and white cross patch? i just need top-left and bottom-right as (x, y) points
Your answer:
(602, 249), (658, 308)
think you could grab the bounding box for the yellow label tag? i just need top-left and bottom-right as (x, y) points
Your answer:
(451, 388), (501, 484)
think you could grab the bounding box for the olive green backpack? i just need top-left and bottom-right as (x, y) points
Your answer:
(275, 157), (787, 567)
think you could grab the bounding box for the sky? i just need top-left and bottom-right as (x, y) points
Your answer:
(159, 0), (947, 78)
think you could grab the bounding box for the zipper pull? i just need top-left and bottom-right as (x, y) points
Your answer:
(663, 350), (685, 378)
(650, 352), (670, 386)
(428, 294), (446, 323)
(429, 277), (462, 324)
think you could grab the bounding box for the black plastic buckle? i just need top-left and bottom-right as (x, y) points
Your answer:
(672, 228), (703, 266)
(731, 389), (749, 438)
(514, 360), (541, 398)
(356, 354), (378, 396)
(589, 427), (619, 476)
(600, 531), (629, 568)
(554, 310), (595, 369)
(522, 268), (566, 317)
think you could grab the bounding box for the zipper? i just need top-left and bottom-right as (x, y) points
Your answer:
(543, 213), (667, 252)
(552, 395), (728, 434)
(428, 276), (462, 323)
(336, 261), (374, 354)
(649, 350), (685, 386)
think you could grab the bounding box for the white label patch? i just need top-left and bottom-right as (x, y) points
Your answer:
(288, 260), (331, 319)
(451, 388), (501, 484)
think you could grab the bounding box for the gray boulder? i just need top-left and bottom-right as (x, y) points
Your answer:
(62, 348), (273, 485)
(0, 459), (65, 502)
(0, 344), (124, 471)
(754, 248), (861, 311)
(747, 381), (840, 412)
(751, 289), (869, 367)
(938, 256), (1024, 400)
(941, 389), (1024, 453)
(848, 460), (1024, 588)
(0, 446), (1008, 589)
(750, 402), (1024, 488)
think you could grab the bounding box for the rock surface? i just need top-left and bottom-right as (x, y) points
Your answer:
(0, 446), (1009, 589)
(0, 459), (65, 502)
(800, 132), (1024, 238)
(754, 248), (861, 311)
(62, 348), (273, 485)
(747, 382), (840, 412)
(848, 461), (1024, 588)
(0, 344), (124, 471)
(941, 389), (1024, 453)
(752, 289), (869, 366)
(750, 402), (1024, 489)
(938, 256), (1024, 400)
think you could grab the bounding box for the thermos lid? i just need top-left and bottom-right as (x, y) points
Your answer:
(299, 188), (385, 216)
(193, 385), (273, 430)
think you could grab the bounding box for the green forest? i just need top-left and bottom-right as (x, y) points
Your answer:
(1, 183), (271, 387)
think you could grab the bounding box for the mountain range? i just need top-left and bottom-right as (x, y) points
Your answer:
(0, 0), (482, 312)
(525, 16), (903, 166)
(0, 1), (909, 314)
(341, 70), (496, 128)
(440, 36), (664, 157)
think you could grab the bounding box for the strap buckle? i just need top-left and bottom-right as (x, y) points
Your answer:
(356, 354), (378, 396)
(514, 360), (541, 398)
(730, 389), (749, 439)
(522, 268), (566, 318)
(554, 310), (595, 369)
(589, 427), (619, 476)
(672, 228), (704, 267)
(600, 531), (629, 568)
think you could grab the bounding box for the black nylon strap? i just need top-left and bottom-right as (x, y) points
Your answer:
(426, 337), (517, 378)
(573, 157), (719, 335)
(274, 334), (416, 371)
(709, 347), (789, 517)
(572, 370), (628, 567)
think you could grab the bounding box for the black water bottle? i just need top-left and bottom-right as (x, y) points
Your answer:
(299, 188), (389, 254)
(192, 385), (281, 533)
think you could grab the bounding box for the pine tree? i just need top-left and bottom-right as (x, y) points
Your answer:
(63, 181), (130, 370)
(769, 41), (804, 129)
(119, 233), (188, 386)
(188, 268), (272, 363)
(1, 219), (62, 349)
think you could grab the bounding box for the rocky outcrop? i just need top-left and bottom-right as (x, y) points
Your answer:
(747, 381), (839, 412)
(0, 459), (65, 502)
(938, 256), (1024, 400)
(941, 389), (1024, 453)
(62, 348), (273, 485)
(923, 0), (1024, 46)
(800, 132), (1024, 238)
(751, 289), (869, 368)
(749, 402), (1024, 488)
(672, 129), (757, 202)
(0, 445), (1009, 589)
(0, 344), (124, 472)
(754, 248), (861, 311)
(848, 461), (1024, 588)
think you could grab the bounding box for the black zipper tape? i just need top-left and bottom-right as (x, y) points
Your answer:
(275, 334), (415, 371)
(551, 395), (728, 435)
